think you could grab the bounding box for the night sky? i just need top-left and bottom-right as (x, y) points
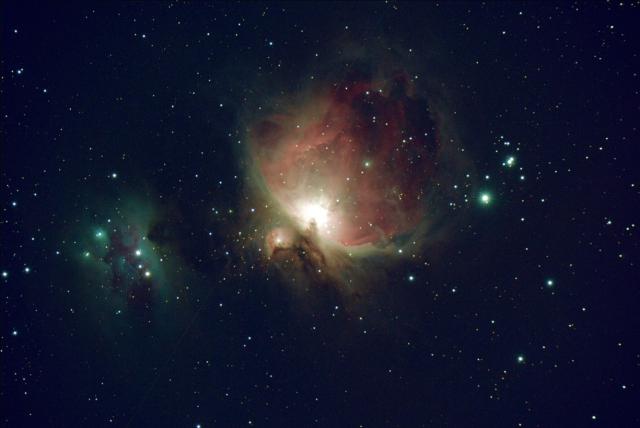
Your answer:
(2, 2), (639, 427)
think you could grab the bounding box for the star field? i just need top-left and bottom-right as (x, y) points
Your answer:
(2, 2), (639, 427)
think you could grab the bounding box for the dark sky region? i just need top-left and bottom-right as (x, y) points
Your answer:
(2, 2), (639, 427)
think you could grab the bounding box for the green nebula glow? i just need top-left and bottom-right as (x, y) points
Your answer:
(69, 193), (185, 319)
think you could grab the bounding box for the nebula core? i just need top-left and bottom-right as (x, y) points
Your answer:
(249, 70), (440, 270)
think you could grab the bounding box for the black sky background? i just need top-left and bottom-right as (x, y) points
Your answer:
(2, 2), (639, 427)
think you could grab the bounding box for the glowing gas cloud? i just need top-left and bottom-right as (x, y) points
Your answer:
(245, 65), (454, 290)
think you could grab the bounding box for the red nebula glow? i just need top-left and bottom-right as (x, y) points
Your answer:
(251, 72), (439, 247)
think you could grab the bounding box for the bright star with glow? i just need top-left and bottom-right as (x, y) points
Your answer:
(297, 200), (331, 233)
(480, 192), (491, 205)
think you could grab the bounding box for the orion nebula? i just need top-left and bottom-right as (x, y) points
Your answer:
(246, 65), (452, 289)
